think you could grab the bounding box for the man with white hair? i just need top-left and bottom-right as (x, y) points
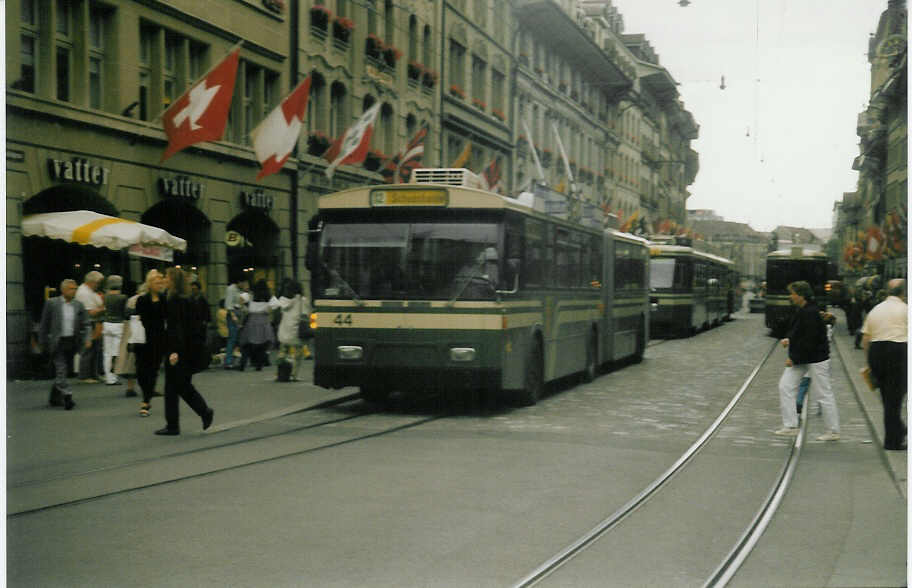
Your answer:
(75, 270), (105, 382)
(39, 279), (91, 409)
(862, 278), (908, 450)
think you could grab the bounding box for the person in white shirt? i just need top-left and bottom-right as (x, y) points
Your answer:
(75, 270), (105, 382)
(862, 278), (908, 450)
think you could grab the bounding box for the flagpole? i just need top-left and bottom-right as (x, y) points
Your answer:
(152, 40), (245, 124)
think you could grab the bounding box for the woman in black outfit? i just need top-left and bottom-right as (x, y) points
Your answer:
(135, 269), (167, 417)
(155, 267), (214, 436)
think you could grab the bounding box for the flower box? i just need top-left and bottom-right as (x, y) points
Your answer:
(450, 85), (466, 99)
(408, 61), (424, 80)
(307, 131), (331, 156)
(382, 46), (402, 68)
(366, 34), (384, 59)
(310, 4), (331, 28)
(472, 97), (486, 110)
(492, 108), (506, 122)
(422, 69), (438, 88)
(332, 17), (354, 42)
(262, 0), (285, 14)
(364, 149), (385, 171)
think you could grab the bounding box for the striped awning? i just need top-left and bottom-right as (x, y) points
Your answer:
(21, 210), (187, 252)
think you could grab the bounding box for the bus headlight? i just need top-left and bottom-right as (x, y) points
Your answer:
(449, 347), (476, 362)
(337, 346), (363, 360)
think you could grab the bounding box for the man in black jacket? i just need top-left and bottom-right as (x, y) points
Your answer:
(775, 281), (841, 441)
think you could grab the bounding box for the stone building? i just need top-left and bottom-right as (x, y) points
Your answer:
(512, 0), (699, 228)
(7, 0), (297, 375)
(835, 0), (907, 281)
(689, 219), (769, 282)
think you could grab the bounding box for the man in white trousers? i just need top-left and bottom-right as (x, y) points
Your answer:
(775, 280), (840, 441)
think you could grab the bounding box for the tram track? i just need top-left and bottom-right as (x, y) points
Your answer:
(512, 339), (808, 587)
(8, 399), (443, 517)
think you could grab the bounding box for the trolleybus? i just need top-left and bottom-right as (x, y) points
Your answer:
(764, 246), (829, 336)
(648, 243), (736, 337)
(309, 171), (650, 405)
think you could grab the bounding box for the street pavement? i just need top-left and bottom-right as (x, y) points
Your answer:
(829, 307), (908, 498)
(6, 357), (358, 494)
(4, 308), (907, 587)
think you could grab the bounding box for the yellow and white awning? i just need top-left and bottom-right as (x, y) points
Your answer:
(21, 210), (187, 254)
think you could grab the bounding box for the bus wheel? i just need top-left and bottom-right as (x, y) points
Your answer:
(632, 317), (645, 364)
(582, 331), (597, 383)
(516, 341), (543, 406)
(360, 384), (389, 404)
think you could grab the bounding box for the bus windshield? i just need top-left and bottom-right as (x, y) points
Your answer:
(319, 221), (500, 300)
(766, 259), (827, 294)
(649, 257), (690, 290)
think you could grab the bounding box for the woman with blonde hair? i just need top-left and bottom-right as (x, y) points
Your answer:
(155, 267), (213, 435)
(135, 269), (167, 417)
(114, 281), (148, 398)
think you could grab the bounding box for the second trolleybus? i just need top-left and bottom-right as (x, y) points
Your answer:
(308, 170), (650, 405)
(764, 246), (830, 337)
(648, 243), (736, 338)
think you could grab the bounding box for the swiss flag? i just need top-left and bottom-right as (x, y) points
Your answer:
(160, 45), (241, 162)
(323, 102), (382, 179)
(251, 76), (312, 180)
(481, 157), (502, 192)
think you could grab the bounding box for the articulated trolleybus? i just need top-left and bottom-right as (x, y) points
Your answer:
(765, 246), (829, 337)
(310, 169), (650, 405)
(648, 243), (735, 337)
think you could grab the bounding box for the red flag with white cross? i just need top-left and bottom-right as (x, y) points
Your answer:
(251, 76), (312, 180)
(160, 44), (241, 163)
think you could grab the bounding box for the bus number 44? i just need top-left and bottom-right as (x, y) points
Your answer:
(334, 313), (353, 326)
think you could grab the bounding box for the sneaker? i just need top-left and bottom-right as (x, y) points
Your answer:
(816, 432), (840, 442)
(139, 402), (151, 417)
(774, 427), (800, 436)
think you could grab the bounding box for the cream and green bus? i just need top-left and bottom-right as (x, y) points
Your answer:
(310, 171), (650, 405)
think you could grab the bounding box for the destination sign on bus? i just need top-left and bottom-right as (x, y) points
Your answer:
(370, 189), (447, 207)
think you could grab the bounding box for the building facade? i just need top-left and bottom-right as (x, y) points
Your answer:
(7, 0), (298, 375)
(835, 0), (907, 282)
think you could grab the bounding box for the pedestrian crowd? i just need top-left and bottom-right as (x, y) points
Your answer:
(38, 269), (314, 435)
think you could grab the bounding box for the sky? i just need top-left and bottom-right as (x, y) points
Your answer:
(611, 0), (887, 232)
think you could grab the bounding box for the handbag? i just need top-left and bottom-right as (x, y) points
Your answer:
(127, 314), (146, 345)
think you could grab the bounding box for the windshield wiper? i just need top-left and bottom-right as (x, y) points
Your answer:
(323, 264), (364, 306)
(446, 257), (492, 307)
